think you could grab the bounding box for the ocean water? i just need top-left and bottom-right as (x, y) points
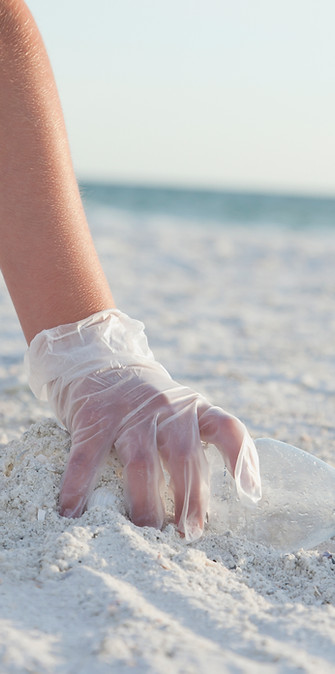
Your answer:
(80, 181), (335, 230)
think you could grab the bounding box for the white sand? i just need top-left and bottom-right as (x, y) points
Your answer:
(0, 216), (335, 673)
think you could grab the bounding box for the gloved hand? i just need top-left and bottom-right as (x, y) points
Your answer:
(25, 309), (261, 541)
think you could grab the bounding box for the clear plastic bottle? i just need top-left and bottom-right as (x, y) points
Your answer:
(209, 438), (335, 552)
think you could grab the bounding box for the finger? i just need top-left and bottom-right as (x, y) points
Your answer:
(115, 418), (165, 530)
(234, 429), (262, 503)
(157, 408), (210, 542)
(198, 404), (261, 502)
(59, 424), (113, 518)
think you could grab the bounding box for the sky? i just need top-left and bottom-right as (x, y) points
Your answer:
(28, 0), (335, 195)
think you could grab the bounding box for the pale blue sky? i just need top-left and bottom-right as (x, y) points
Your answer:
(28, 0), (335, 194)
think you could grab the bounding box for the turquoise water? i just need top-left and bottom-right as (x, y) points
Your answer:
(80, 181), (335, 230)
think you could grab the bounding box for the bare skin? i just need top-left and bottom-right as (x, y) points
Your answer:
(0, 0), (261, 532)
(0, 0), (115, 344)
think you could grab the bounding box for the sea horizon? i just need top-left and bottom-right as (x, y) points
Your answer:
(79, 179), (335, 230)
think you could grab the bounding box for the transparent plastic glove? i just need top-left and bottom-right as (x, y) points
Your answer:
(25, 309), (261, 541)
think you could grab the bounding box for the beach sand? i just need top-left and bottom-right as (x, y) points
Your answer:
(0, 215), (335, 673)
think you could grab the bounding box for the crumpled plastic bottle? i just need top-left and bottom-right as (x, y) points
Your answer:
(209, 438), (335, 552)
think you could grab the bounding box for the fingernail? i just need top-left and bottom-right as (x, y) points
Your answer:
(179, 520), (204, 543)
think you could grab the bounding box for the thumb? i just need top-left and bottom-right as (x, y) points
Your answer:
(198, 405), (262, 503)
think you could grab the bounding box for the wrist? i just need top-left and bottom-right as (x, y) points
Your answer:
(24, 309), (157, 400)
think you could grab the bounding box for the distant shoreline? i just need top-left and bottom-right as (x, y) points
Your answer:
(79, 180), (335, 229)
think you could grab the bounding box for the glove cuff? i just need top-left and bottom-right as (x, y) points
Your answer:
(25, 309), (156, 400)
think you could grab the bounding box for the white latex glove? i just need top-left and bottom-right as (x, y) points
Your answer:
(25, 309), (261, 541)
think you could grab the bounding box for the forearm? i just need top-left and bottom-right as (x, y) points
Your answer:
(0, 0), (115, 344)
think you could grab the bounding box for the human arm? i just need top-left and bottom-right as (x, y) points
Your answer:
(0, 0), (115, 343)
(0, 0), (261, 540)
